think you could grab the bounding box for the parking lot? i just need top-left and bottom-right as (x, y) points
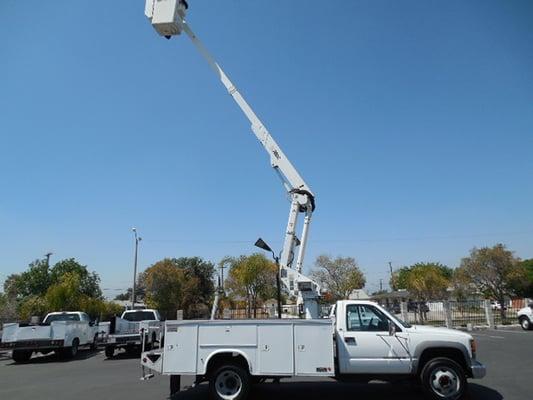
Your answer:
(0, 327), (530, 400)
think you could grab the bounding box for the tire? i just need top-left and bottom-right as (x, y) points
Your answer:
(209, 364), (250, 400)
(12, 350), (32, 363)
(420, 357), (467, 400)
(90, 335), (98, 351)
(105, 345), (115, 359)
(519, 316), (532, 331)
(64, 338), (79, 359)
(170, 375), (181, 396)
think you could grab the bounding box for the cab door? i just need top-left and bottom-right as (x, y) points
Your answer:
(337, 304), (411, 374)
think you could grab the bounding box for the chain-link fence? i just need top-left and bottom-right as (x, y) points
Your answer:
(389, 299), (528, 328)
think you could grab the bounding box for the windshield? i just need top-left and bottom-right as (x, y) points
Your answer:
(123, 311), (156, 322)
(43, 313), (80, 324)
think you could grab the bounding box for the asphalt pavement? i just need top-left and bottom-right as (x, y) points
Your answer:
(0, 327), (530, 400)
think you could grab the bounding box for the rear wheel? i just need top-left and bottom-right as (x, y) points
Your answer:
(64, 338), (79, 359)
(105, 345), (115, 358)
(420, 357), (467, 400)
(90, 334), (98, 351)
(209, 364), (250, 400)
(519, 316), (532, 331)
(12, 350), (32, 363)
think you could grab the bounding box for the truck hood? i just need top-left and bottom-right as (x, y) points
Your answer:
(407, 324), (472, 340)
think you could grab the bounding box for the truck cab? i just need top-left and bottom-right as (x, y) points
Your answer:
(334, 301), (485, 380)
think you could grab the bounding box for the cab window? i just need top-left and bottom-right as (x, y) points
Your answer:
(346, 304), (389, 332)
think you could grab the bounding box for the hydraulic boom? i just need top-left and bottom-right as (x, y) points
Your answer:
(145, 0), (320, 318)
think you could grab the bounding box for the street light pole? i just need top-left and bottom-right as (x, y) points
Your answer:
(254, 238), (282, 319)
(132, 228), (142, 309)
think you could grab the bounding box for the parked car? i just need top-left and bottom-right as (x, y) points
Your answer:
(517, 303), (533, 331)
(0, 311), (99, 363)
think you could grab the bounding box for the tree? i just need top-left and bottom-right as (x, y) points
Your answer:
(4, 259), (50, 298)
(225, 254), (277, 318)
(49, 258), (102, 299)
(45, 272), (86, 312)
(404, 263), (451, 301)
(311, 255), (366, 301)
(515, 259), (533, 298)
(460, 244), (526, 320)
(142, 257), (215, 319)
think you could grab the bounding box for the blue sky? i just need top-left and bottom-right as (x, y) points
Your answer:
(1, 0), (532, 297)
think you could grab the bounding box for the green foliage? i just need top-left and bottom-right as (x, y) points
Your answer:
(19, 296), (48, 320)
(2, 257), (103, 321)
(311, 255), (366, 301)
(404, 262), (451, 301)
(460, 244), (525, 319)
(142, 257), (215, 319)
(45, 272), (85, 311)
(225, 254), (278, 317)
(50, 258), (102, 299)
(515, 259), (533, 298)
(4, 260), (51, 298)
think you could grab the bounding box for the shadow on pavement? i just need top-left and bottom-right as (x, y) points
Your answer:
(170, 381), (502, 400)
(5, 348), (101, 365)
(103, 350), (142, 361)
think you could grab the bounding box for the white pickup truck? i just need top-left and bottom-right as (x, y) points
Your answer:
(141, 300), (485, 400)
(517, 302), (533, 330)
(0, 311), (99, 362)
(105, 309), (163, 358)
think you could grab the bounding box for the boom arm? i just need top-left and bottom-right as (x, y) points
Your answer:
(145, 0), (320, 318)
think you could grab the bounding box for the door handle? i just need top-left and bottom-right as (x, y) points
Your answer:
(344, 337), (356, 345)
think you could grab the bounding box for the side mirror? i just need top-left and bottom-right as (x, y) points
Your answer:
(388, 320), (396, 336)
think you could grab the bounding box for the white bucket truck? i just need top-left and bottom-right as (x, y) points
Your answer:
(1, 311), (99, 362)
(141, 300), (485, 400)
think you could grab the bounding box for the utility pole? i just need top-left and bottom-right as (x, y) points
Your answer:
(219, 262), (226, 290)
(389, 261), (395, 291)
(132, 228), (142, 309)
(44, 252), (53, 267)
(379, 279), (383, 292)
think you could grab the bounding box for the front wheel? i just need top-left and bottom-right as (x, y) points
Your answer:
(420, 357), (467, 400)
(519, 317), (532, 331)
(209, 364), (250, 400)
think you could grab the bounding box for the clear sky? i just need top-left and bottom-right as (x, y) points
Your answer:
(1, 0), (532, 297)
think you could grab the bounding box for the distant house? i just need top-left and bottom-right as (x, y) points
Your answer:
(348, 289), (370, 300)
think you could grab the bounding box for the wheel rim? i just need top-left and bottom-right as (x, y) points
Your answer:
(521, 319), (529, 329)
(430, 367), (461, 398)
(215, 370), (242, 400)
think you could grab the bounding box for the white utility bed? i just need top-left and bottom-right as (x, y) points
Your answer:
(161, 319), (334, 377)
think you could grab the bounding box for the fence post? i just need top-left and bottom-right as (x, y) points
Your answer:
(483, 300), (495, 329)
(176, 310), (183, 320)
(400, 301), (408, 323)
(444, 300), (453, 329)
